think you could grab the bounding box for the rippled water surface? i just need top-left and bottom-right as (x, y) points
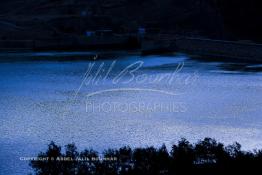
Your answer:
(0, 52), (262, 174)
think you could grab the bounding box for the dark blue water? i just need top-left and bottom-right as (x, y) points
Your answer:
(0, 52), (262, 174)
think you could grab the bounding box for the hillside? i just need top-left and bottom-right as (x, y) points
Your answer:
(0, 0), (261, 42)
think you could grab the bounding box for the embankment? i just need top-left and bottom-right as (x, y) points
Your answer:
(173, 37), (262, 62)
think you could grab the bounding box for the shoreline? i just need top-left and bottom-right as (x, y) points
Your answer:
(1, 36), (262, 63)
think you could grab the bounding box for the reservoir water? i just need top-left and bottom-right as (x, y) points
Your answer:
(0, 52), (261, 174)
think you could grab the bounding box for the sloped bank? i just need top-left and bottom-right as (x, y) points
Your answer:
(173, 37), (262, 63)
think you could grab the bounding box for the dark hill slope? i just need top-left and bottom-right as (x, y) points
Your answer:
(0, 0), (261, 42)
